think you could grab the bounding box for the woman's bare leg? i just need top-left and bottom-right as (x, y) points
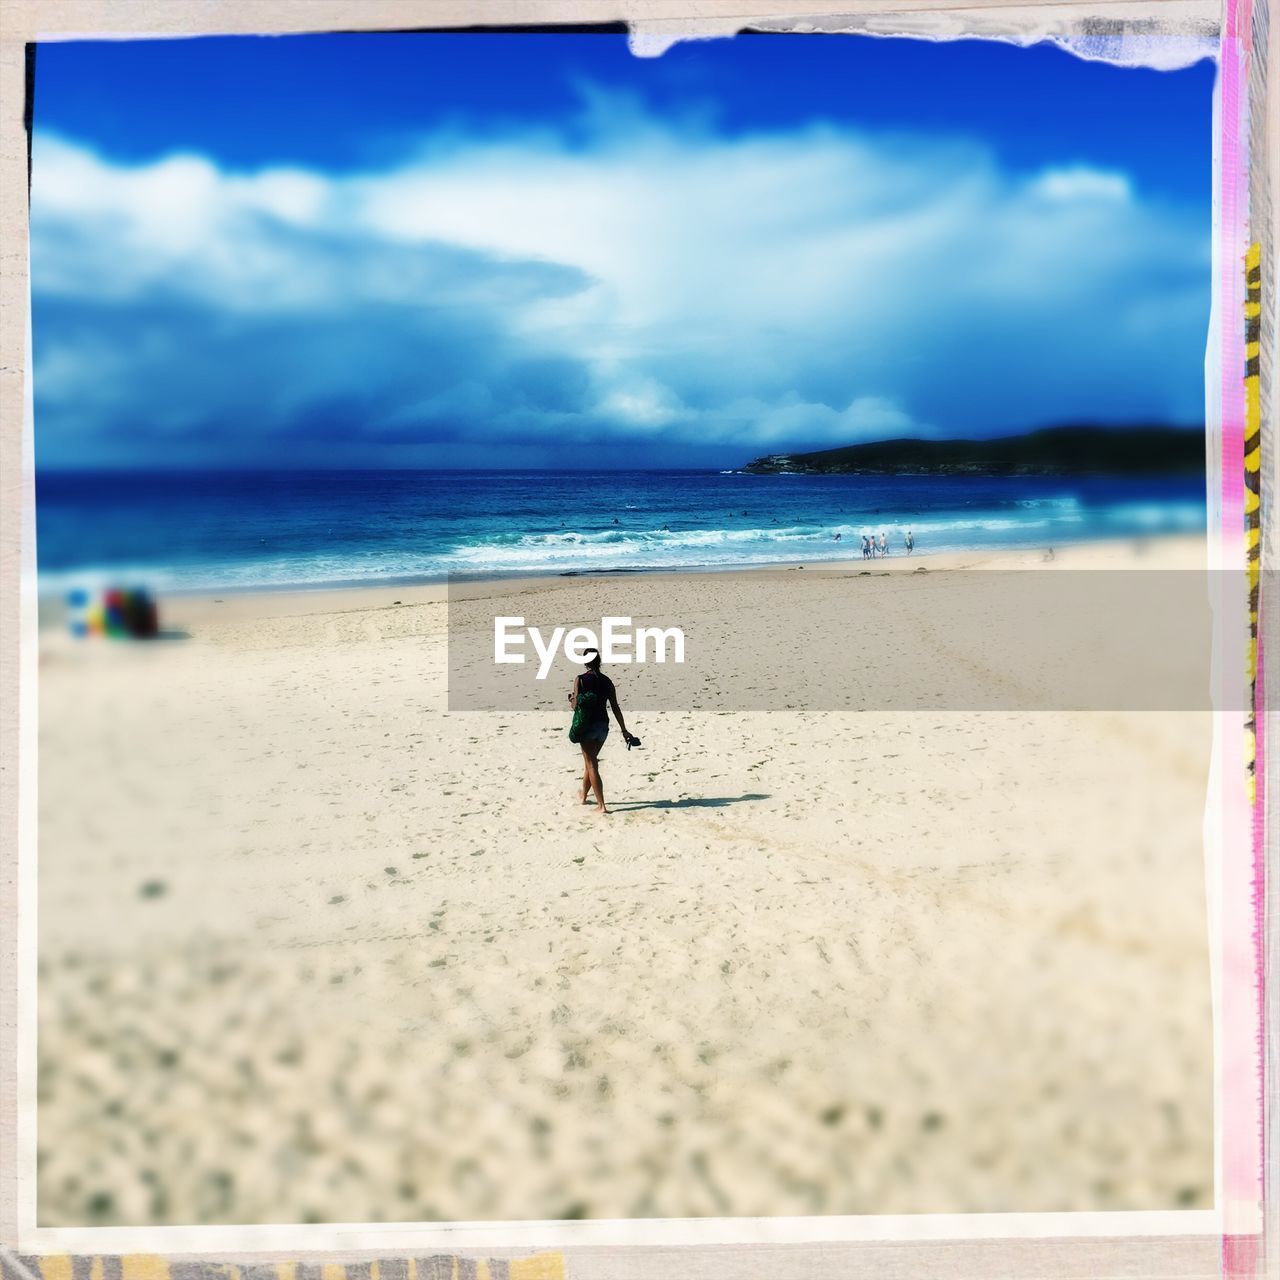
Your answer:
(582, 741), (607, 814)
(580, 753), (593, 804)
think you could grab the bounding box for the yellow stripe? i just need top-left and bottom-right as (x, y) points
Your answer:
(276, 1267), (297, 1280)
(121, 1261), (169, 1280)
(39, 1259), (74, 1280)
(509, 1255), (567, 1280)
(1244, 243), (1261, 801)
(323, 1267), (347, 1280)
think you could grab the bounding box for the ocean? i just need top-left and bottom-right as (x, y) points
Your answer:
(36, 469), (1207, 594)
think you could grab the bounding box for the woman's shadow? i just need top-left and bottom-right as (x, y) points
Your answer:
(610, 793), (769, 812)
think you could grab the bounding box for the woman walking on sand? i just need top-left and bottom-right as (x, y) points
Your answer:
(569, 647), (636, 815)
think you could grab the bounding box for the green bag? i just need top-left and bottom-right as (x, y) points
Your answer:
(569, 687), (598, 744)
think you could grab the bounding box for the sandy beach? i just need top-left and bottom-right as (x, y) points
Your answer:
(35, 537), (1214, 1225)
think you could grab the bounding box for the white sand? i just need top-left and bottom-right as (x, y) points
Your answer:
(36, 537), (1213, 1224)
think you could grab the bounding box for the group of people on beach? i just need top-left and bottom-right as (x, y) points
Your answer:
(854, 530), (913, 558)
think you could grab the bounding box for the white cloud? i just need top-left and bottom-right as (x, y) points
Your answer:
(1032, 166), (1132, 203)
(29, 111), (1208, 465)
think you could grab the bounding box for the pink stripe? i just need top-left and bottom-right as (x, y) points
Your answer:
(1253, 628), (1266, 1178)
(1218, 4), (1263, 1269)
(1224, 1233), (1260, 1279)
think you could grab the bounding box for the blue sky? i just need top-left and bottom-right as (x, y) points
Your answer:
(30, 32), (1214, 469)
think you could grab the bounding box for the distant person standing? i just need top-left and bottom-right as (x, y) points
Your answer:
(878, 532), (888, 557)
(861, 534), (872, 559)
(905, 529), (914, 555)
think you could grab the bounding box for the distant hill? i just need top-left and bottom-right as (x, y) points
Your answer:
(739, 425), (1205, 477)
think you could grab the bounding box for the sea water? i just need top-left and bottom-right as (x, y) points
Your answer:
(36, 469), (1207, 594)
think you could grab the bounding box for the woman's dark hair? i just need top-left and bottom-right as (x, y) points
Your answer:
(584, 648), (602, 669)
